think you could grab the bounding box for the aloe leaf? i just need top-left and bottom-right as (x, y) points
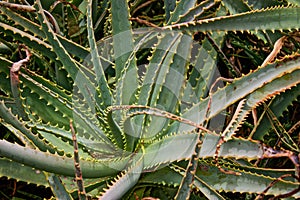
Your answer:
(221, 0), (275, 43)
(176, 0), (220, 23)
(0, 100), (54, 151)
(288, 0), (300, 6)
(222, 0), (251, 13)
(20, 73), (72, 127)
(145, 33), (193, 139)
(0, 57), (13, 97)
(169, 165), (225, 200)
(46, 173), (72, 200)
(111, 0), (138, 87)
(246, 71), (300, 150)
(22, 70), (71, 102)
(164, 0), (176, 22)
(100, 152), (144, 200)
(264, 104), (299, 152)
(0, 22), (57, 61)
(143, 162), (300, 198)
(247, 0), (287, 9)
(193, 172), (225, 200)
(0, 6), (89, 60)
(11, 67), (112, 146)
(170, 56), (300, 133)
(221, 99), (248, 141)
(86, 0), (112, 108)
(130, 32), (183, 144)
(36, 129), (91, 157)
(167, 7), (300, 32)
(140, 166), (223, 199)
(167, 0), (197, 24)
(1, 55), (72, 129)
(143, 133), (198, 170)
(231, 160), (297, 180)
(143, 132), (263, 170)
(109, 1), (139, 149)
(34, 0), (100, 112)
(139, 165), (181, 183)
(8, 65), (102, 144)
(172, 159), (300, 197)
(62, 175), (108, 195)
(183, 32), (224, 108)
(157, 34), (192, 113)
(118, 112), (137, 152)
(1, 56), (26, 119)
(174, 133), (202, 200)
(0, 139), (130, 178)
(103, 107), (126, 150)
(138, 32), (181, 107)
(0, 158), (48, 186)
(1, 120), (32, 145)
(70, 102), (111, 143)
(202, 135), (263, 159)
(113, 33), (139, 105)
(245, 69), (300, 108)
(30, 123), (116, 155)
(0, 6), (43, 37)
(251, 85), (300, 140)
(193, 162), (300, 197)
(133, 32), (189, 127)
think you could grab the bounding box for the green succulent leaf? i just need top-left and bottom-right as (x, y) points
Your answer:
(100, 151), (144, 200)
(164, 0), (176, 22)
(143, 132), (264, 170)
(46, 173), (72, 200)
(86, 0), (112, 108)
(167, 0), (197, 24)
(34, 0), (100, 112)
(171, 56), (300, 133)
(176, 0), (220, 24)
(167, 6), (300, 32)
(0, 139), (129, 178)
(0, 158), (48, 186)
(251, 84), (300, 140)
(288, 0), (300, 6)
(193, 163), (300, 197)
(0, 1), (300, 199)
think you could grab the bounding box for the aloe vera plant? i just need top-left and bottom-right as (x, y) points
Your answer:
(0, 0), (300, 199)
